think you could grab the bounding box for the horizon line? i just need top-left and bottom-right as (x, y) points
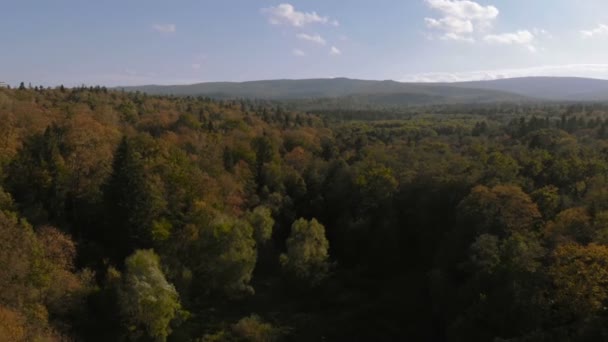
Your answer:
(4, 75), (608, 89)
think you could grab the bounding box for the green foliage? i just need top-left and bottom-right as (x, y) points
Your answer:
(7, 124), (70, 225)
(104, 136), (167, 259)
(355, 164), (398, 211)
(151, 218), (173, 243)
(531, 185), (561, 220)
(5, 87), (608, 340)
(231, 315), (282, 342)
(499, 232), (546, 274)
(483, 151), (520, 184)
(189, 212), (257, 298)
(0, 209), (90, 340)
(0, 210), (42, 310)
(593, 210), (608, 244)
(280, 218), (330, 287)
(458, 185), (542, 237)
(0, 186), (14, 212)
(201, 315), (284, 342)
(246, 206), (275, 245)
(119, 249), (183, 342)
(470, 234), (501, 274)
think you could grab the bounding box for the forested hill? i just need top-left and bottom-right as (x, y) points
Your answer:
(5, 86), (608, 340)
(120, 76), (608, 104)
(118, 77), (530, 104)
(452, 76), (608, 101)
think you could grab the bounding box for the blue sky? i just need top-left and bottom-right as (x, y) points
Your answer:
(2, 0), (608, 86)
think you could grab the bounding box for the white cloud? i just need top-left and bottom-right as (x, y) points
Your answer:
(293, 49), (306, 57)
(581, 24), (608, 38)
(426, 0), (498, 22)
(484, 30), (536, 51)
(192, 63), (201, 70)
(400, 64), (608, 82)
(262, 3), (336, 27)
(425, 17), (473, 34)
(424, 1), (544, 51)
(296, 33), (327, 45)
(329, 46), (341, 56)
(153, 24), (176, 33)
(424, 0), (498, 40)
(442, 32), (475, 42)
(484, 30), (534, 44)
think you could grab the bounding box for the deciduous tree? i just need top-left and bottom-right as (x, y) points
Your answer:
(280, 218), (330, 287)
(119, 249), (182, 342)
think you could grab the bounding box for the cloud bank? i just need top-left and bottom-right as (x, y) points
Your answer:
(401, 64), (608, 82)
(424, 0), (498, 41)
(581, 24), (608, 38)
(424, 1), (538, 51)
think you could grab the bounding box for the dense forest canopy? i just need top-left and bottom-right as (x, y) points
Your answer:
(4, 85), (608, 341)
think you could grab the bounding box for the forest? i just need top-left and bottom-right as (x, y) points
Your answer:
(3, 84), (608, 341)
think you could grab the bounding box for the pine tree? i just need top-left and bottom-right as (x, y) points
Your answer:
(103, 137), (166, 261)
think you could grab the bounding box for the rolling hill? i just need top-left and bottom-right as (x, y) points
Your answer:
(119, 77), (608, 105)
(451, 77), (608, 101)
(118, 78), (529, 105)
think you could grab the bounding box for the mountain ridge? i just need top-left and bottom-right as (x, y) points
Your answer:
(118, 76), (608, 104)
(450, 76), (608, 101)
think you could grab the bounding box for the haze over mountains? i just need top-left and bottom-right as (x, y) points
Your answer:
(452, 77), (608, 102)
(120, 77), (608, 105)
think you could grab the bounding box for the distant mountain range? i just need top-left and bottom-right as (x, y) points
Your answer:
(451, 77), (608, 102)
(119, 77), (608, 105)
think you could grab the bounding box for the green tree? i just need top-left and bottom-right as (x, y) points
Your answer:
(531, 185), (561, 220)
(0, 210), (90, 341)
(246, 206), (275, 246)
(469, 234), (501, 274)
(7, 124), (70, 225)
(189, 211), (257, 298)
(0, 187), (14, 213)
(280, 218), (330, 287)
(483, 151), (520, 185)
(119, 249), (182, 342)
(231, 315), (282, 342)
(104, 136), (166, 260)
(0, 210), (41, 313)
(446, 231), (547, 341)
(354, 163), (398, 211)
(458, 185), (542, 237)
(251, 136), (277, 192)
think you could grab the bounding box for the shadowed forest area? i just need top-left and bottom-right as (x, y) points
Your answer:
(4, 86), (608, 341)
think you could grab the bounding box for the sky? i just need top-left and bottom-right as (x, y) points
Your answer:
(3, 0), (608, 86)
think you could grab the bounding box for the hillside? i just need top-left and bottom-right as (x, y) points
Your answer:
(121, 77), (608, 104)
(119, 78), (529, 105)
(452, 77), (608, 101)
